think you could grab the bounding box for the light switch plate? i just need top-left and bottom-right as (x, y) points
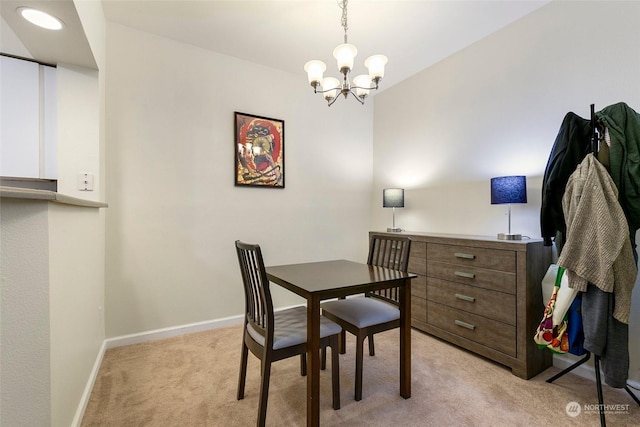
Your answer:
(77, 173), (94, 191)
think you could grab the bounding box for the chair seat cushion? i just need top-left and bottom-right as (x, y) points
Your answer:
(247, 306), (342, 350)
(322, 297), (400, 329)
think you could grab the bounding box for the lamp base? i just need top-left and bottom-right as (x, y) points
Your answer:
(497, 233), (522, 240)
(387, 227), (402, 232)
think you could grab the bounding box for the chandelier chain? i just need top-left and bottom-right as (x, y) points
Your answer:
(339, 0), (348, 44)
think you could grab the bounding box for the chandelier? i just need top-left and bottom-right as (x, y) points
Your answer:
(304, 0), (388, 106)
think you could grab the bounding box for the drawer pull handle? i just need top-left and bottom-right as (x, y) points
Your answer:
(455, 320), (476, 330)
(455, 252), (475, 260)
(454, 271), (475, 279)
(455, 293), (475, 303)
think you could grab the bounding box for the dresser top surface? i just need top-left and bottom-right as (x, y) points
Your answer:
(370, 230), (545, 250)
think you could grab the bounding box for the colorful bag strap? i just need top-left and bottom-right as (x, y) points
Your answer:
(555, 266), (565, 288)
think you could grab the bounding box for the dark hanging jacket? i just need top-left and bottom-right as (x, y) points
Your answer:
(540, 112), (592, 248)
(596, 102), (640, 254)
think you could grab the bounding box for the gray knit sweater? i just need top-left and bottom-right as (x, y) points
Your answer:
(557, 154), (637, 323)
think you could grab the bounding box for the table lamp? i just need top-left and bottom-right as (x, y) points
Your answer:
(490, 176), (527, 240)
(383, 188), (404, 232)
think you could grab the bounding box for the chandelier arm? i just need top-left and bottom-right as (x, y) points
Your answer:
(348, 89), (365, 105)
(327, 95), (340, 107)
(350, 84), (377, 91)
(312, 86), (341, 95)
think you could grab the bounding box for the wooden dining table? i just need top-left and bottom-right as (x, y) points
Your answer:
(265, 259), (417, 427)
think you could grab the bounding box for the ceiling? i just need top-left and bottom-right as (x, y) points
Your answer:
(2, 0), (550, 91)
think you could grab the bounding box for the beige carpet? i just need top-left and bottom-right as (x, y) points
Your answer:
(81, 325), (639, 426)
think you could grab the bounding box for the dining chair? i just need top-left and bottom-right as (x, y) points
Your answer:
(235, 240), (342, 427)
(321, 234), (411, 401)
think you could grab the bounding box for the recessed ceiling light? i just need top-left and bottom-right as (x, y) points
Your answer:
(17, 7), (64, 30)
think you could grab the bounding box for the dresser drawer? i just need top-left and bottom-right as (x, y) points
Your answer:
(427, 277), (515, 325)
(427, 260), (516, 294)
(412, 295), (427, 323)
(411, 275), (427, 324)
(410, 275), (427, 299)
(427, 301), (516, 357)
(408, 242), (426, 275)
(428, 243), (516, 273)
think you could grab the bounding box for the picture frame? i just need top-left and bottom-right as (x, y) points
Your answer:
(234, 112), (285, 188)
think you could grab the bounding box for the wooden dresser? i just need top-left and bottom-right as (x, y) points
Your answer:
(371, 231), (553, 379)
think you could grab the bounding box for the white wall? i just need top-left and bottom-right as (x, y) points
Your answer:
(56, 64), (101, 200)
(104, 23), (374, 337)
(0, 200), (51, 426)
(372, 1), (640, 382)
(74, 0), (107, 198)
(49, 204), (105, 427)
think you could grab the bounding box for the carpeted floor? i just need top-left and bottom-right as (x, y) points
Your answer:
(81, 325), (640, 426)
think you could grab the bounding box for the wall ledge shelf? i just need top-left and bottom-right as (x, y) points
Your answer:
(0, 186), (107, 208)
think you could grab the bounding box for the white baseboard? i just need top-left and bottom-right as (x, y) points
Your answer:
(72, 314), (245, 426)
(104, 314), (245, 349)
(71, 339), (107, 427)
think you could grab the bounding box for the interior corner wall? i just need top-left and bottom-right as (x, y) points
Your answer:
(49, 204), (106, 427)
(104, 23), (374, 338)
(371, 1), (640, 382)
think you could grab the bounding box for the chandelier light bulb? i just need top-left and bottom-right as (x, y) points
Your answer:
(333, 43), (357, 73)
(353, 75), (372, 99)
(322, 77), (341, 102)
(365, 55), (388, 80)
(304, 60), (326, 86)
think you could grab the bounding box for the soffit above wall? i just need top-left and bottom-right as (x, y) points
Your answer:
(0, 0), (97, 69)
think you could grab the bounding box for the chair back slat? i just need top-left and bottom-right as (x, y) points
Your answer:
(367, 234), (411, 305)
(235, 241), (274, 345)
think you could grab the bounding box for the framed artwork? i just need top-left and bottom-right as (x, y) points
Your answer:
(234, 112), (285, 188)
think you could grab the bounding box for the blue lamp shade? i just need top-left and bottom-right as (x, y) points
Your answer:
(383, 188), (404, 208)
(490, 176), (527, 205)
